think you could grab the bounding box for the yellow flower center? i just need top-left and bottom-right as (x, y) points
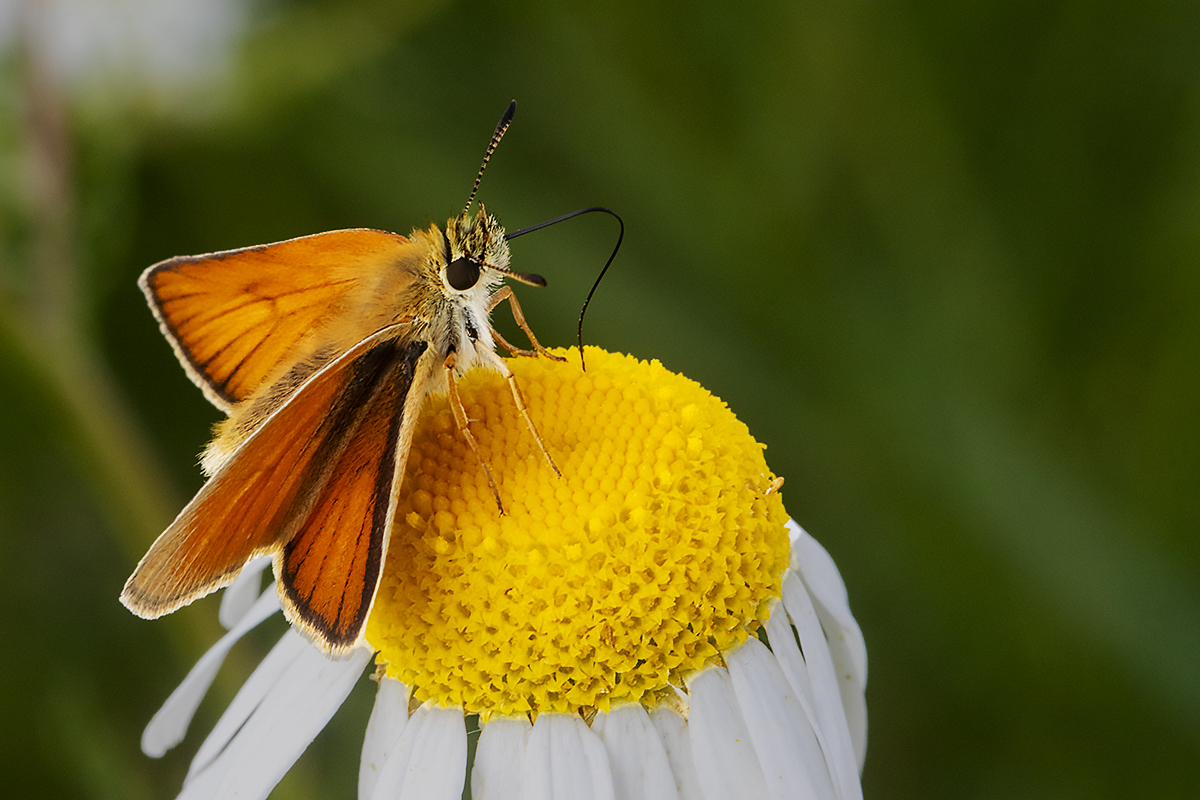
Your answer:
(365, 347), (790, 719)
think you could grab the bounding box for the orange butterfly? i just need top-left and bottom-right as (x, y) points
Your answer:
(120, 101), (562, 655)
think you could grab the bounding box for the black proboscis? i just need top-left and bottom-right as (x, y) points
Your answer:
(505, 207), (625, 370)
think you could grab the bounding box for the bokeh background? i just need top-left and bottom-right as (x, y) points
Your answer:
(2, 0), (1198, 797)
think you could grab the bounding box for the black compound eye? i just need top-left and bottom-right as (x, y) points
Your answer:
(445, 256), (481, 291)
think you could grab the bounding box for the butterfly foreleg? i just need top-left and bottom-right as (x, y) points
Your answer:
(486, 285), (566, 361)
(444, 351), (505, 513)
(479, 349), (561, 479)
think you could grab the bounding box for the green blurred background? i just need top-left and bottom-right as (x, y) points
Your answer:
(2, 0), (1198, 797)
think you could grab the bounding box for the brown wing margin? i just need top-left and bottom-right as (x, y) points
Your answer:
(276, 338), (429, 653)
(119, 326), (419, 620)
(141, 229), (413, 411)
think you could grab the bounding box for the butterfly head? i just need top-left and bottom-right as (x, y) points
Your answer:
(441, 204), (510, 297)
(442, 205), (546, 293)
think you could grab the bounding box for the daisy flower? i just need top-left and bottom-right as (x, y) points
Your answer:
(138, 347), (868, 800)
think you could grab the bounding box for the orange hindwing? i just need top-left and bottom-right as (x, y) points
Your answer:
(276, 337), (431, 651)
(120, 325), (428, 655)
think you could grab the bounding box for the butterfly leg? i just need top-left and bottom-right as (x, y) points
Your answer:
(481, 349), (562, 478)
(487, 286), (567, 361)
(489, 326), (535, 358)
(444, 352), (505, 514)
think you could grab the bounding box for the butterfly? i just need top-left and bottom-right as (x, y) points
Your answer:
(120, 101), (565, 655)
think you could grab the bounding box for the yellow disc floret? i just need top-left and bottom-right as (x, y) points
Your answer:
(366, 346), (790, 718)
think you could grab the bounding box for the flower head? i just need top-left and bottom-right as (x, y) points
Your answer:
(370, 348), (789, 718)
(140, 348), (867, 800)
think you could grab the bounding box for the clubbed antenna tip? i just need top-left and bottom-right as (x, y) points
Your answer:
(465, 100), (517, 214)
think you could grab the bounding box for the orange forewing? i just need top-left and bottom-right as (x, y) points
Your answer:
(277, 338), (431, 650)
(120, 326), (422, 636)
(141, 229), (411, 410)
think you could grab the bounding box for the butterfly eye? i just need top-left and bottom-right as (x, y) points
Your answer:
(445, 257), (481, 291)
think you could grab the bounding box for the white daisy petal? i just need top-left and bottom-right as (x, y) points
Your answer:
(525, 712), (616, 800)
(186, 629), (308, 779)
(592, 704), (680, 800)
(781, 572), (863, 798)
(765, 596), (849, 797)
(829, 645), (868, 773)
(180, 631), (370, 800)
(787, 521), (868, 684)
(686, 665), (772, 800)
(787, 521), (869, 770)
(359, 677), (410, 800)
(648, 707), (705, 800)
(727, 636), (835, 800)
(766, 598), (817, 714)
(472, 716), (533, 800)
(368, 702), (466, 800)
(765, 594), (867, 800)
(140, 585), (280, 758)
(218, 556), (272, 629)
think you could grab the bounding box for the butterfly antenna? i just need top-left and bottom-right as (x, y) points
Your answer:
(465, 100), (517, 215)
(505, 206), (625, 371)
